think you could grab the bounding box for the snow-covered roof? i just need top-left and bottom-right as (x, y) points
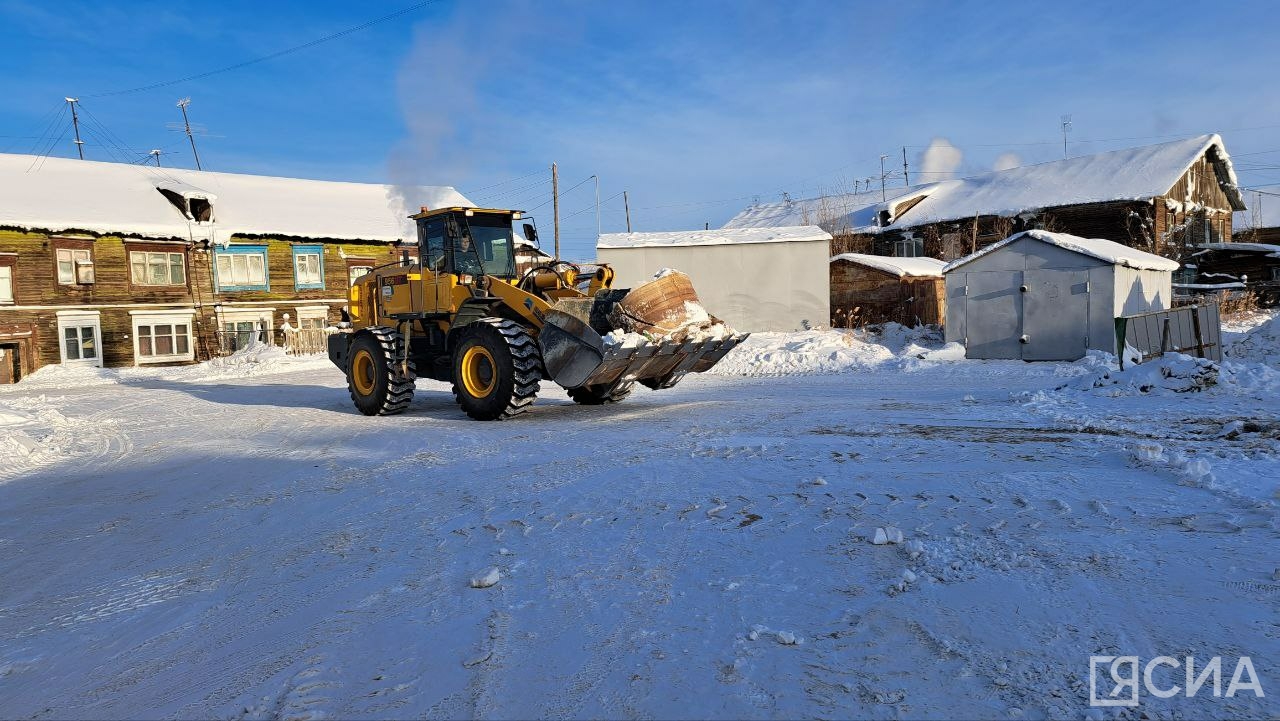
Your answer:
(726, 134), (1244, 235)
(0, 153), (473, 244)
(1233, 186), (1280, 232)
(723, 187), (922, 230)
(830, 253), (946, 277)
(1195, 241), (1280, 258)
(943, 230), (1181, 273)
(598, 225), (831, 250)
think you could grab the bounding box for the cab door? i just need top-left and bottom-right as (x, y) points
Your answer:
(419, 216), (453, 313)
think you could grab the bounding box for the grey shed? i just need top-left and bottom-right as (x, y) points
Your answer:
(597, 226), (832, 333)
(943, 230), (1179, 360)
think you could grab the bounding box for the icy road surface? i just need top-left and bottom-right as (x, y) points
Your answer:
(0, 339), (1277, 719)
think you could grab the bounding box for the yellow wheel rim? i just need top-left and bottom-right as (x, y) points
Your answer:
(460, 345), (497, 398)
(351, 349), (376, 396)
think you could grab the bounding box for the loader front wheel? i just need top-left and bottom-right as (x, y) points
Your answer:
(566, 382), (634, 405)
(452, 318), (540, 420)
(347, 327), (416, 416)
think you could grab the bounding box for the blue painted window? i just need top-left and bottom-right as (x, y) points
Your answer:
(292, 244), (325, 290)
(213, 245), (269, 291)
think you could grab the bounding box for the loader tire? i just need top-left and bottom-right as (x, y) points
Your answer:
(566, 382), (634, 405)
(347, 327), (416, 416)
(452, 318), (540, 421)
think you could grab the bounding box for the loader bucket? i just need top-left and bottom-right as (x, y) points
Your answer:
(540, 305), (749, 390)
(538, 309), (607, 389)
(571, 331), (750, 390)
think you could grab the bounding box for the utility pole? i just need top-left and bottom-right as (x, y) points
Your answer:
(1061, 114), (1072, 159)
(902, 146), (910, 187)
(623, 190), (632, 233)
(879, 155), (889, 202)
(65, 97), (84, 159)
(592, 174), (600, 240)
(177, 98), (202, 170)
(149, 149), (162, 167)
(551, 162), (560, 260)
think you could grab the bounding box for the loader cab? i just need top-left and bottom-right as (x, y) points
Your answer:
(414, 207), (518, 280)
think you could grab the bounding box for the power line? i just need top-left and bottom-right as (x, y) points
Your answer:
(460, 169), (545, 197)
(83, 1), (437, 98)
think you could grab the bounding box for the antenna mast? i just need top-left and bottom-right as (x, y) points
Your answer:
(65, 98), (84, 159)
(149, 149), (162, 167)
(177, 98), (202, 170)
(1061, 114), (1072, 159)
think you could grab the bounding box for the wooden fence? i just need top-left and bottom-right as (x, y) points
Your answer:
(1115, 303), (1222, 369)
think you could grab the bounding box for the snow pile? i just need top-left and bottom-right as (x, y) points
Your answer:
(1059, 352), (1280, 397)
(12, 342), (331, 389)
(709, 324), (948, 376)
(1225, 312), (1280, 367)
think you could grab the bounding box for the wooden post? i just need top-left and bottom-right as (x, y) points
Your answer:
(551, 162), (560, 260)
(623, 190), (632, 233)
(970, 215), (978, 254)
(1190, 305), (1205, 358)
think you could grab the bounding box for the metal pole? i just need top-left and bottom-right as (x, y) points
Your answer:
(66, 98), (84, 159)
(902, 146), (909, 187)
(150, 149), (162, 167)
(177, 98), (202, 170)
(593, 174), (600, 240)
(875, 155), (885, 203)
(551, 162), (560, 260)
(623, 190), (632, 233)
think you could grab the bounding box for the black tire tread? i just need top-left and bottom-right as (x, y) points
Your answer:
(347, 326), (416, 416)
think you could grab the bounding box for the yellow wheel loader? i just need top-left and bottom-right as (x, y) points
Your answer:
(328, 207), (748, 420)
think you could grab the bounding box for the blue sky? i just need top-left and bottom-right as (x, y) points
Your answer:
(3, 0), (1280, 260)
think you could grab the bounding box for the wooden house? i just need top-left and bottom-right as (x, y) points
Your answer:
(0, 153), (471, 382)
(829, 253), (945, 328)
(725, 135), (1246, 267)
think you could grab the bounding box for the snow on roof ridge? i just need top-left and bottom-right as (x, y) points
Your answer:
(598, 225), (831, 249)
(830, 253), (946, 277)
(943, 229), (1181, 273)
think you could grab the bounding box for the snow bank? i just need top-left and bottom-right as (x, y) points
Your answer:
(10, 342), (332, 390)
(1057, 352), (1280, 397)
(1225, 312), (1280, 367)
(709, 324), (949, 376)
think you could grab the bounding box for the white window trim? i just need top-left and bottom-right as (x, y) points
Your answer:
(0, 263), (13, 304)
(55, 310), (103, 368)
(217, 307), (276, 341)
(128, 309), (196, 365)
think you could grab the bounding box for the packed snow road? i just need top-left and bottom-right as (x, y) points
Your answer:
(0, 332), (1277, 720)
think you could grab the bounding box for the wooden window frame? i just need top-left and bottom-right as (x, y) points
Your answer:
(51, 237), (95, 287)
(292, 244), (325, 290)
(213, 245), (270, 292)
(130, 310), (196, 364)
(125, 242), (190, 290)
(0, 253), (15, 305)
(346, 258), (376, 287)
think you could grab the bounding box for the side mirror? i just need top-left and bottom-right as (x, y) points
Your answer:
(445, 217), (461, 239)
(523, 223), (538, 244)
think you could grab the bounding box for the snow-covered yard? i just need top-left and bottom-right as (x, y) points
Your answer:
(0, 323), (1277, 719)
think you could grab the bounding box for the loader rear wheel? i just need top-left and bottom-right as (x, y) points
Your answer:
(566, 382), (634, 405)
(347, 327), (415, 416)
(452, 318), (540, 421)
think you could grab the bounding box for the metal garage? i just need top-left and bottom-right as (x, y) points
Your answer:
(943, 230), (1179, 360)
(596, 226), (832, 332)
